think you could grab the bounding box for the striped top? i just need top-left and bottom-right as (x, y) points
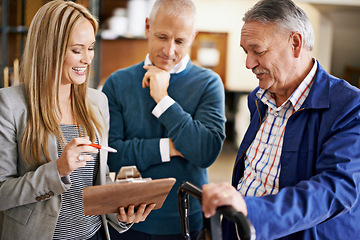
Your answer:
(53, 124), (102, 240)
(237, 61), (317, 197)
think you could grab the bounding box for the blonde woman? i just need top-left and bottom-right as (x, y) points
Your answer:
(0, 1), (154, 239)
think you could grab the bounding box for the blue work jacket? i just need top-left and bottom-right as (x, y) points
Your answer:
(224, 62), (360, 240)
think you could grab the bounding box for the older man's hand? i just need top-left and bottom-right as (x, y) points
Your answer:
(202, 182), (248, 218)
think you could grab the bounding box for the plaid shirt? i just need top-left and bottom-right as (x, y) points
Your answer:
(237, 61), (317, 197)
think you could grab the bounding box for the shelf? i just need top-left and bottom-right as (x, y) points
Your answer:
(97, 28), (146, 40)
(0, 26), (28, 33)
(1, 0), (28, 88)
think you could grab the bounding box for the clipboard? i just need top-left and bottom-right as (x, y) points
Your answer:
(82, 166), (176, 216)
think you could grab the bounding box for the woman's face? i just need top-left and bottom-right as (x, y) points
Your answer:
(62, 19), (95, 86)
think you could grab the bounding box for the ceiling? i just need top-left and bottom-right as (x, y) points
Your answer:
(312, 4), (360, 28)
(295, 0), (360, 28)
(297, 0), (360, 6)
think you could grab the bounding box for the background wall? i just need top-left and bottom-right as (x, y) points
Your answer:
(192, 0), (254, 91)
(329, 10), (360, 78)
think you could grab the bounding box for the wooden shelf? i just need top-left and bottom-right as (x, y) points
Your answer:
(190, 32), (228, 85)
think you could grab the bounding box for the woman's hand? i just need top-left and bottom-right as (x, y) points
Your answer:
(56, 137), (98, 177)
(117, 203), (156, 223)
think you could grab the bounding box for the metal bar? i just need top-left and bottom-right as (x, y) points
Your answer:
(1, 0), (9, 88)
(89, 0), (101, 88)
(20, 0), (26, 54)
(177, 185), (192, 240)
(177, 181), (256, 240)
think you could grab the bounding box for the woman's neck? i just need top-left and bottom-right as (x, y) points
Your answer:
(59, 83), (76, 124)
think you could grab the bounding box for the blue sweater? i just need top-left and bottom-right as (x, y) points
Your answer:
(224, 62), (360, 239)
(102, 61), (226, 235)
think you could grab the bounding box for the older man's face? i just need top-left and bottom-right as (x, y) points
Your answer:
(240, 21), (296, 95)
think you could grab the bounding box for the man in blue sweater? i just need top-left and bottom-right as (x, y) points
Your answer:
(202, 0), (360, 239)
(102, 0), (226, 239)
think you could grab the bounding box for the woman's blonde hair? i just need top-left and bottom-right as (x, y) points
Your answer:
(20, 0), (104, 166)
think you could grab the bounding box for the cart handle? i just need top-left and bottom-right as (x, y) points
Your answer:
(177, 181), (256, 240)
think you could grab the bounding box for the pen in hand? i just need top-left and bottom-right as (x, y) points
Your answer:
(89, 143), (117, 153)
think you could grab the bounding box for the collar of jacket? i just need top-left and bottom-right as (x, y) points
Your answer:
(252, 60), (330, 120)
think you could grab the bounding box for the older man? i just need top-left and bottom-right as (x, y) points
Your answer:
(102, 0), (226, 239)
(202, 0), (360, 239)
